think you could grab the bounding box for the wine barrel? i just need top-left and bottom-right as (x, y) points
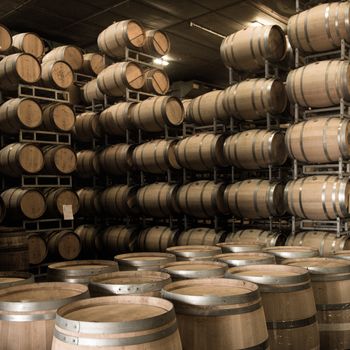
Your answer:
(74, 224), (100, 257)
(0, 271), (34, 289)
(89, 270), (171, 297)
(67, 83), (82, 105)
(0, 227), (28, 271)
(162, 278), (269, 350)
(47, 260), (118, 284)
(0, 282), (89, 350)
(0, 98), (42, 134)
(263, 246), (320, 263)
(286, 231), (350, 256)
(42, 145), (77, 174)
(12, 32), (45, 58)
(223, 78), (287, 121)
(47, 230), (81, 260)
(0, 24), (12, 53)
(98, 144), (133, 175)
(142, 29), (170, 56)
(216, 242), (265, 253)
(115, 252), (176, 271)
(97, 19), (146, 58)
(166, 245), (221, 261)
(187, 90), (229, 125)
(284, 257), (350, 350)
(41, 60), (74, 89)
(182, 98), (192, 122)
(287, 2), (350, 54)
(175, 133), (227, 171)
(129, 96), (184, 132)
(76, 188), (102, 216)
(224, 179), (285, 218)
(220, 25), (286, 71)
(286, 60), (350, 108)
(216, 252), (275, 267)
(99, 102), (135, 136)
(143, 68), (170, 95)
(132, 139), (180, 174)
(226, 264), (319, 350)
(76, 150), (100, 178)
(285, 118), (350, 163)
(285, 175), (350, 220)
(73, 112), (103, 142)
(51, 295), (182, 350)
(137, 226), (178, 252)
(1, 188), (45, 219)
(44, 188), (80, 217)
(0, 53), (41, 90)
(224, 129), (288, 169)
(81, 78), (105, 104)
(80, 52), (106, 76)
(28, 232), (48, 265)
(177, 228), (225, 246)
(42, 45), (83, 71)
(97, 61), (144, 97)
(42, 103), (75, 132)
(177, 181), (226, 218)
(0, 143), (44, 176)
(137, 183), (179, 218)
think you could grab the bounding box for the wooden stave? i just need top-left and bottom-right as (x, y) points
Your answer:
(42, 145), (77, 175)
(28, 232), (48, 265)
(42, 45), (84, 71)
(73, 112), (103, 142)
(46, 230), (82, 260)
(137, 226), (179, 252)
(177, 228), (226, 246)
(41, 103), (75, 132)
(76, 150), (100, 178)
(225, 229), (285, 247)
(40, 60), (74, 90)
(74, 224), (101, 257)
(76, 188), (102, 217)
(12, 32), (45, 58)
(81, 78), (105, 104)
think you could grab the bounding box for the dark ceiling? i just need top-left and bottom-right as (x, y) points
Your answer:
(0, 0), (295, 86)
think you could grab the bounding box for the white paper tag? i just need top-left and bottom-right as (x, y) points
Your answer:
(63, 204), (74, 220)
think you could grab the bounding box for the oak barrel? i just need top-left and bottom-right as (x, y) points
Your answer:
(74, 224), (100, 257)
(216, 242), (265, 253)
(42, 145), (77, 174)
(177, 228), (225, 246)
(263, 246), (319, 263)
(81, 78), (104, 104)
(143, 68), (170, 95)
(40, 60), (73, 90)
(334, 250), (350, 260)
(142, 29), (170, 57)
(0, 24), (12, 53)
(98, 144), (133, 175)
(44, 188), (79, 217)
(0, 271), (34, 289)
(166, 245), (221, 261)
(47, 230), (81, 260)
(137, 226), (178, 252)
(80, 52), (106, 76)
(73, 112), (103, 142)
(42, 103), (75, 132)
(215, 252), (275, 267)
(182, 98), (191, 122)
(42, 45), (83, 71)
(76, 150), (100, 178)
(28, 232), (48, 265)
(12, 32), (44, 58)
(76, 188), (101, 216)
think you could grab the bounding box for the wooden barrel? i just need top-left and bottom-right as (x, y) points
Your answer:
(0, 282), (89, 350)
(47, 230), (81, 260)
(225, 228), (285, 247)
(41, 60), (74, 90)
(98, 144), (133, 175)
(129, 96), (184, 132)
(1, 188), (45, 219)
(286, 231), (350, 256)
(334, 250), (350, 260)
(162, 278), (269, 350)
(175, 133), (227, 171)
(74, 224), (100, 257)
(264, 246), (320, 263)
(0, 24), (12, 53)
(177, 228), (225, 246)
(67, 83), (83, 105)
(226, 264), (320, 350)
(100, 185), (139, 216)
(28, 232), (48, 265)
(285, 175), (350, 220)
(132, 139), (180, 174)
(181, 98), (191, 122)
(220, 25), (286, 71)
(223, 78), (287, 121)
(97, 19), (145, 58)
(97, 61), (144, 97)
(12, 32), (45, 58)
(0, 53), (41, 90)
(47, 260), (118, 284)
(76, 188), (102, 216)
(137, 183), (179, 218)
(0, 98), (42, 134)
(142, 29), (170, 57)
(0, 271), (34, 289)
(284, 257), (350, 350)
(81, 78), (104, 104)
(224, 129), (288, 169)
(215, 252), (275, 267)
(166, 245), (222, 261)
(137, 226), (178, 252)
(0, 227), (28, 271)
(285, 118), (350, 163)
(187, 90), (229, 125)
(161, 261), (227, 281)
(0, 143), (44, 176)
(44, 188), (80, 216)
(76, 150), (100, 178)
(216, 242), (265, 253)
(89, 270), (171, 297)
(42, 45), (83, 71)
(42, 103), (75, 132)
(97, 226), (138, 256)
(80, 53), (106, 76)
(224, 180), (285, 218)
(143, 68), (170, 95)
(177, 181), (226, 218)
(115, 252), (176, 271)
(287, 2), (350, 54)
(99, 102), (134, 136)
(43, 145), (77, 174)
(286, 60), (350, 108)
(51, 295), (182, 350)
(73, 112), (103, 142)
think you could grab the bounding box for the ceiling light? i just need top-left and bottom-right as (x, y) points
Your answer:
(153, 57), (169, 66)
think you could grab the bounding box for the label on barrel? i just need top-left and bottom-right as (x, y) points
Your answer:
(63, 204), (74, 220)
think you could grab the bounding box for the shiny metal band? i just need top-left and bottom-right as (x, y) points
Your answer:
(311, 272), (350, 282)
(339, 119), (350, 158)
(317, 302), (350, 311)
(267, 314), (317, 330)
(0, 311), (56, 322)
(48, 265), (117, 278)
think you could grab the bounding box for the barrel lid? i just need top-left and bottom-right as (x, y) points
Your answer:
(216, 252), (276, 267)
(263, 246), (319, 259)
(115, 252), (176, 266)
(166, 245), (221, 258)
(334, 250), (350, 260)
(0, 272), (34, 288)
(217, 242), (264, 253)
